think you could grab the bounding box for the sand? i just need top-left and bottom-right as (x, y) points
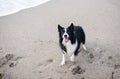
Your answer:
(0, 0), (120, 79)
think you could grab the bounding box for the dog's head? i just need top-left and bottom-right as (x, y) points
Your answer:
(58, 23), (74, 43)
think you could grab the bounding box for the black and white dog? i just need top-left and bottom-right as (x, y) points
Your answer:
(58, 23), (87, 65)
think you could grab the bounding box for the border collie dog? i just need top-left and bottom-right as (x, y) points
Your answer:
(58, 23), (86, 65)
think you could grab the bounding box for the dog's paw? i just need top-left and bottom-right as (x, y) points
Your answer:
(61, 61), (65, 66)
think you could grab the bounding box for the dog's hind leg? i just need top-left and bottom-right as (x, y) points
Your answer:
(82, 44), (87, 51)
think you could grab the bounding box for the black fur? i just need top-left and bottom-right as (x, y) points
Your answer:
(58, 23), (86, 56)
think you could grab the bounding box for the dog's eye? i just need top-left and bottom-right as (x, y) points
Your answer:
(61, 30), (65, 33)
(67, 30), (71, 34)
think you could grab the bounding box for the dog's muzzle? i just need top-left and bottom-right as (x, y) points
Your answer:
(64, 35), (69, 42)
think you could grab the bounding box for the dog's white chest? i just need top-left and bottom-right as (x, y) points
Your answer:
(63, 40), (78, 55)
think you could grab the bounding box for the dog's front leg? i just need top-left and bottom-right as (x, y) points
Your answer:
(61, 54), (66, 65)
(70, 54), (75, 62)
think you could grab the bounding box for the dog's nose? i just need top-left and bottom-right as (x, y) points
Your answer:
(64, 35), (67, 38)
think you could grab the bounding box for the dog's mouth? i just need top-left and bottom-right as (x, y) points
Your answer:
(64, 37), (69, 43)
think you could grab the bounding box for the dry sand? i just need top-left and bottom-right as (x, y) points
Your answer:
(0, 0), (120, 79)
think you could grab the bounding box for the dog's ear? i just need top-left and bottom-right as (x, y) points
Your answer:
(69, 23), (74, 31)
(58, 24), (63, 32)
(70, 23), (74, 26)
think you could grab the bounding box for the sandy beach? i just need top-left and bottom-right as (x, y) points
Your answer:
(0, 0), (120, 79)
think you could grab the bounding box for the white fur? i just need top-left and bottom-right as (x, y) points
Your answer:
(82, 44), (87, 50)
(61, 54), (65, 65)
(62, 39), (78, 56)
(70, 54), (75, 62)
